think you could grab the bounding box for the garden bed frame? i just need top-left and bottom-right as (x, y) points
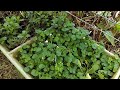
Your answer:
(0, 37), (119, 79)
(0, 11), (119, 79)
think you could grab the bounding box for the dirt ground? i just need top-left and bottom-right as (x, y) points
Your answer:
(0, 52), (24, 79)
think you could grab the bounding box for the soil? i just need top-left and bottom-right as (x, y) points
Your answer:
(0, 52), (24, 79)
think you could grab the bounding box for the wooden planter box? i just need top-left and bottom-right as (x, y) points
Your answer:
(0, 37), (119, 79)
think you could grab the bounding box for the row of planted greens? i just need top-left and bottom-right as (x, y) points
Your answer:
(0, 11), (120, 79)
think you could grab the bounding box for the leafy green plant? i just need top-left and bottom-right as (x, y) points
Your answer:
(0, 11), (62, 50)
(16, 13), (120, 79)
(103, 31), (115, 46)
(115, 21), (120, 32)
(0, 15), (31, 49)
(0, 11), (120, 79)
(3, 16), (20, 32)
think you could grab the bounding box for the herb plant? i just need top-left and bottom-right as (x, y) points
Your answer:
(0, 11), (119, 79)
(0, 15), (30, 50)
(16, 12), (120, 79)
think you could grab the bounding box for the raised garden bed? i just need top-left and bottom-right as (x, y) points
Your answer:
(0, 11), (120, 79)
(0, 52), (24, 79)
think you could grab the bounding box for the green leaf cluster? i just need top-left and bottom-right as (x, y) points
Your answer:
(16, 12), (120, 79)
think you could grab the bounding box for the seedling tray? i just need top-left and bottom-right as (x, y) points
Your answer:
(0, 37), (119, 79)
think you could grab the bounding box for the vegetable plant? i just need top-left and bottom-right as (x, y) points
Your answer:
(0, 15), (30, 50)
(0, 11), (63, 50)
(15, 12), (120, 79)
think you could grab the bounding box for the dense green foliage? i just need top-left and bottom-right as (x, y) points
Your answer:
(16, 12), (120, 79)
(0, 15), (31, 49)
(0, 11), (61, 50)
(0, 11), (120, 79)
